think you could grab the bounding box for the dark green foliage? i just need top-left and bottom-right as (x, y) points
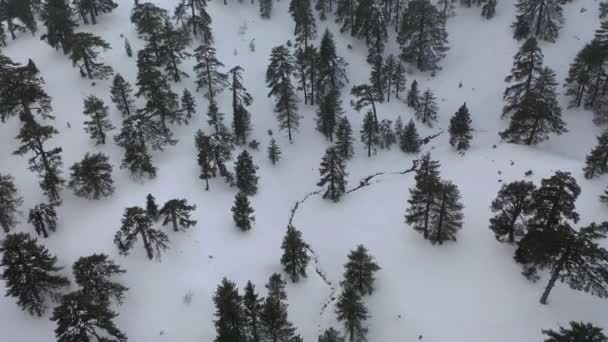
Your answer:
(114, 206), (169, 261)
(379, 119), (396, 149)
(159, 19), (191, 82)
(543, 322), (608, 342)
(28, 203), (57, 238)
(213, 278), (245, 342)
(397, 0), (449, 71)
(502, 38), (544, 119)
(260, 273), (297, 342)
(405, 153), (441, 238)
(235, 150), (259, 196)
(83, 95), (114, 144)
(481, 0), (497, 19)
(316, 90), (343, 141)
(260, 0), (273, 18)
(317, 146), (347, 201)
(406, 80), (420, 109)
(351, 84), (381, 128)
(335, 285), (368, 342)
(121, 142), (156, 179)
(194, 43), (229, 100)
(267, 138), (282, 165)
(601, 188), (608, 206)
(448, 102), (473, 151)
(601, 2), (608, 19)
(512, 0), (563, 42)
(230, 66), (253, 145)
(70, 32), (113, 79)
(72, 254), (127, 305)
(0, 174), (22, 233)
(416, 88), (438, 127)
(564, 41), (605, 109)
(369, 56), (386, 100)
(584, 130), (608, 179)
(180, 89), (197, 124)
(400, 119), (420, 153)
(110, 74), (135, 117)
(315, 0), (330, 20)
(51, 291), (127, 342)
(2, 0), (38, 39)
(427, 180), (464, 244)
(13, 119), (65, 205)
(280, 225), (310, 282)
(175, 0), (213, 43)
(360, 111), (380, 157)
(393, 61), (407, 100)
(72, 0), (117, 24)
(289, 0), (317, 50)
(341, 245), (381, 295)
(314, 31), (346, 100)
(489, 181), (536, 243)
(243, 281), (263, 342)
(146, 193), (160, 222)
(529, 171), (580, 228)
(207, 99), (227, 134)
(194, 129), (235, 190)
(266, 46), (299, 142)
(232, 192), (255, 231)
(131, 2), (168, 41)
(353, 0), (388, 62)
(124, 37), (132, 57)
(41, 0), (77, 54)
(68, 152), (114, 200)
(0, 233), (69, 316)
(336, 0), (357, 34)
(159, 199), (197, 232)
(319, 328), (346, 342)
(335, 116), (355, 160)
(384, 55), (396, 102)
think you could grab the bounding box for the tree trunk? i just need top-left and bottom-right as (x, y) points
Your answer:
(534, 2), (545, 38)
(171, 212), (178, 232)
(140, 230), (154, 260)
(191, 1), (197, 36)
(83, 57), (93, 79)
(436, 191), (447, 244)
(525, 116), (540, 146)
(95, 112), (106, 144)
(539, 250), (569, 304)
(121, 91), (131, 116)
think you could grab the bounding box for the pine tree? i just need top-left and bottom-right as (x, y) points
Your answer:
(260, 273), (296, 342)
(315, 30), (346, 101)
(72, 0), (117, 25)
(379, 119), (396, 149)
(316, 90), (343, 141)
(335, 116), (355, 160)
(400, 119), (421, 153)
(512, 0), (563, 42)
(266, 46), (299, 142)
(481, 0), (497, 19)
(336, 0), (357, 34)
(159, 199), (197, 232)
(124, 37), (133, 57)
(602, 2), (608, 19)
(289, 0), (317, 51)
(181, 88), (197, 123)
(500, 67), (566, 145)
(383, 55), (396, 102)
(114, 206), (169, 261)
(267, 138), (282, 165)
(360, 111), (380, 157)
(542, 322), (608, 342)
(393, 61), (407, 100)
(69, 32), (113, 79)
(280, 225), (310, 282)
(243, 281), (263, 342)
(489, 180), (536, 243)
(230, 66), (254, 145)
(213, 278), (245, 342)
(110, 74), (135, 117)
(335, 285), (368, 342)
(0, 232), (69, 316)
(397, 0), (449, 71)
(13, 120), (65, 205)
(131, 2), (168, 63)
(194, 129), (235, 190)
(207, 99), (227, 134)
(232, 192), (255, 231)
(564, 41), (606, 109)
(0, 174), (23, 233)
(260, 0), (273, 18)
(72, 254), (127, 305)
(528, 171), (580, 229)
(584, 130), (608, 179)
(2, 0), (38, 40)
(341, 245), (381, 295)
(235, 150), (259, 196)
(438, 0), (455, 18)
(41, 0), (77, 54)
(369, 56), (386, 100)
(416, 88), (438, 127)
(28, 203), (57, 238)
(194, 43), (229, 100)
(319, 328), (346, 342)
(394, 115), (404, 136)
(448, 102), (473, 151)
(427, 180), (464, 245)
(159, 19), (191, 82)
(351, 84), (381, 128)
(175, 0), (213, 44)
(317, 146), (348, 201)
(405, 153), (441, 238)
(51, 291), (127, 342)
(145, 193), (160, 222)
(315, 0), (330, 20)
(406, 80), (421, 110)
(83, 95), (114, 144)
(68, 152), (114, 199)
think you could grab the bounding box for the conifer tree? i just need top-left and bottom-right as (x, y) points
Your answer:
(394, 115), (404, 136)
(110, 74), (135, 117)
(405, 153), (441, 238)
(207, 99), (227, 134)
(584, 130), (608, 179)
(194, 129), (235, 190)
(601, 188), (608, 207)
(260, 0), (273, 18)
(543, 322), (608, 342)
(230, 66), (254, 145)
(564, 41), (606, 109)
(427, 180), (464, 244)
(194, 43), (229, 100)
(235, 150), (259, 196)
(267, 138), (282, 165)
(176, 0), (213, 43)
(379, 119), (396, 149)
(243, 281), (263, 342)
(213, 278), (245, 342)
(72, 0), (117, 25)
(335, 116), (355, 160)
(2, 0), (38, 39)
(316, 90), (343, 141)
(397, 0), (449, 71)
(481, 0), (497, 19)
(315, 0), (330, 20)
(83, 95), (114, 144)
(438, 0), (455, 18)
(0, 174), (22, 233)
(124, 37), (133, 57)
(448, 102), (473, 151)
(360, 111), (380, 157)
(351, 84), (381, 128)
(528, 171), (580, 229)
(68, 152), (114, 200)
(341, 245), (381, 295)
(41, 0), (77, 54)
(0, 21), (5, 47)
(512, 0), (563, 42)
(489, 180), (536, 243)
(406, 79), (420, 109)
(280, 225), (311, 282)
(159, 199), (197, 232)
(289, 0), (317, 51)
(400, 119), (421, 153)
(181, 88), (197, 123)
(502, 37), (544, 118)
(232, 191), (255, 231)
(335, 285), (368, 342)
(336, 0), (356, 34)
(72, 254), (127, 305)
(602, 2), (608, 19)
(393, 61), (407, 100)
(114, 206), (169, 261)
(319, 328), (346, 342)
(416, 88), (438, 127)
(0, 232), (69, 316)
(266, 46), (299, 142)
(145, 193), (160, 222)
(317, 146), (348, 201)
(384, 55), (396, 102)
(28, 203), (57, 238)
(51, 291), (127, 342)
(357, 1), (388, 63)
(130, 2), (168, 62)
(69, 32), (113, 79)
(260, 273), (297, 342)
(369, 56), (386, 100)
(159, 19), (191, 82)
(13, 120), (65, 205)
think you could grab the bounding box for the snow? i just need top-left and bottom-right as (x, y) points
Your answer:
(1, 0), (607, 341)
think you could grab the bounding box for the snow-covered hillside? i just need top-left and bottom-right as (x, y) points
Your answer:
(1, 0), (607, 341)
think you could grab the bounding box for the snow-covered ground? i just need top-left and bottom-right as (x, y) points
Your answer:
(1, 0), (607, 341)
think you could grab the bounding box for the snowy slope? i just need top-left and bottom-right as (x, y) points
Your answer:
(1, 0), (607, 341)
